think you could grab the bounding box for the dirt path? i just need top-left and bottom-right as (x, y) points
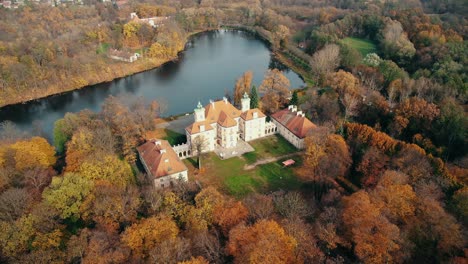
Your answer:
(243, 151), (304, 170)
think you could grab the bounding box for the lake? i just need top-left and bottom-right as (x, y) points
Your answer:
(0, 30), (305, 141)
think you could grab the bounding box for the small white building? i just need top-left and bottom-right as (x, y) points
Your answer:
(130, 12), (169, 28)
(108, 49), (141, 63)
(271, 105), (316, 149)
(137, 139), (188, 189)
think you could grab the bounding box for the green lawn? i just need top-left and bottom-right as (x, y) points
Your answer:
(96, 43), (110, 54)
(163, 129), (186, 145)
(340, 37), (377, 56)
(187, 151), (303, 198)
(243, 135), (299, 164)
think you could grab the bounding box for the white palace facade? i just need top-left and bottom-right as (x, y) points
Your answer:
(185, 93), (269, 153)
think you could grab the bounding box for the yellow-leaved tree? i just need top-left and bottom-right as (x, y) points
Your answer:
(42, 173), (94, 220)
(10, 137), (56, 171)
(77, 155), (133, 187)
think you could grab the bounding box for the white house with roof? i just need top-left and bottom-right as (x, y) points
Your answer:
(108, 49), (141, 63)
(130, 12), (169, 28)
(137, 139), (188, 189)
(270, 105), (317, 149)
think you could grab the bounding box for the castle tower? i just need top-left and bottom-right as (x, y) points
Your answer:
(194, 101), (205, 122)
(241, 92), (250, 112)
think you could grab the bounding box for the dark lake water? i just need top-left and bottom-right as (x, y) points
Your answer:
(0, 30), (304, 141)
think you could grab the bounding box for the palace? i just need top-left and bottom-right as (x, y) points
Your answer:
(185, 93), (267, 152)
(137, 93), (317, 189)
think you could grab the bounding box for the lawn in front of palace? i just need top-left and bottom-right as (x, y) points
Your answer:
(186, 135), (304, 197)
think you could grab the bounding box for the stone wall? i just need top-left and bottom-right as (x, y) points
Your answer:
(265, 121), (278, 136)
(172, 143), (192, 159)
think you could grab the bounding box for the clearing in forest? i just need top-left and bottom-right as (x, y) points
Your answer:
(341, 37), (377, 56)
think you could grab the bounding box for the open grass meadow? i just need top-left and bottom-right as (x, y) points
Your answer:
(341, 37), (377, 56)
(243, 135), (299, 164)
(186, 148), (303, 198)
(145, 126), (186, 145)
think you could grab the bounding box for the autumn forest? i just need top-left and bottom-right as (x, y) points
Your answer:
(0, 0), (467, 263)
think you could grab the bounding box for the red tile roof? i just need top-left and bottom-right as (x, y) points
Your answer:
(186, 121), (214, 134)
(186, 99), (241, 133)
(218, 111), (237, 127)
(205, 100), (241, 123)
(137, 139), (187, 178)
(108, 49), (133, 59)
(271, 107), (316, 139)
(240, 108), (266, 121)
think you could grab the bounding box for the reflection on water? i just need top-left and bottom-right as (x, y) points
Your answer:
(0, 30), (305, 141)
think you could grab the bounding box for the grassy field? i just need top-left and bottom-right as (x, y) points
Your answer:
(186, 153), (303, 197)
(96, 43), (110, 54)
(145, 124), (186, 145)
(186, 135), (303, 197)
(243, 135), (299, 164)
(341, 37), (377, 56)
(163, 129), (186, 145)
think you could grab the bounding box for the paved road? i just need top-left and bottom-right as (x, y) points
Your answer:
(243, 151), (304, 170)
(156, 115), (193, 134)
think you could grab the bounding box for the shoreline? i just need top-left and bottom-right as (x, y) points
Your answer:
(0, 27), (311, 109)
(0, 29), (210, 108)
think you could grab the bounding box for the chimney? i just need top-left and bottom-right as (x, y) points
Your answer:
(200, 125), (205, 132)
(160, 149), (166, 154)
(223, 97), (228, 104)
(210, 99), (215, 108)
(297, 111), (303, 116)
(164, 159), (169, 163)
(288, 105), (294, 110)
(155, 140), (161, 146)
(253, 112), (258, 119)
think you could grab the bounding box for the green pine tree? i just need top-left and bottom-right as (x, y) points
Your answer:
(290, 90), (299, 106)
(250, 85), (259, 109)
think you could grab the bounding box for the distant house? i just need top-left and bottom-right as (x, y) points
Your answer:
(130, 12), (169, 28)
(113, 0), (128, 9)
(54, 0), (81, 6)
(298, 41), (307, 49)
(137, 139), (188, 189)
(271, 105), (317, 149)
(1, 1), (12, 8)
(108, 49), (141, 63)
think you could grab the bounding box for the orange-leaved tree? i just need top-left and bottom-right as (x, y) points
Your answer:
(121, 215), (179, 259)
(226, 219), (297, 264)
